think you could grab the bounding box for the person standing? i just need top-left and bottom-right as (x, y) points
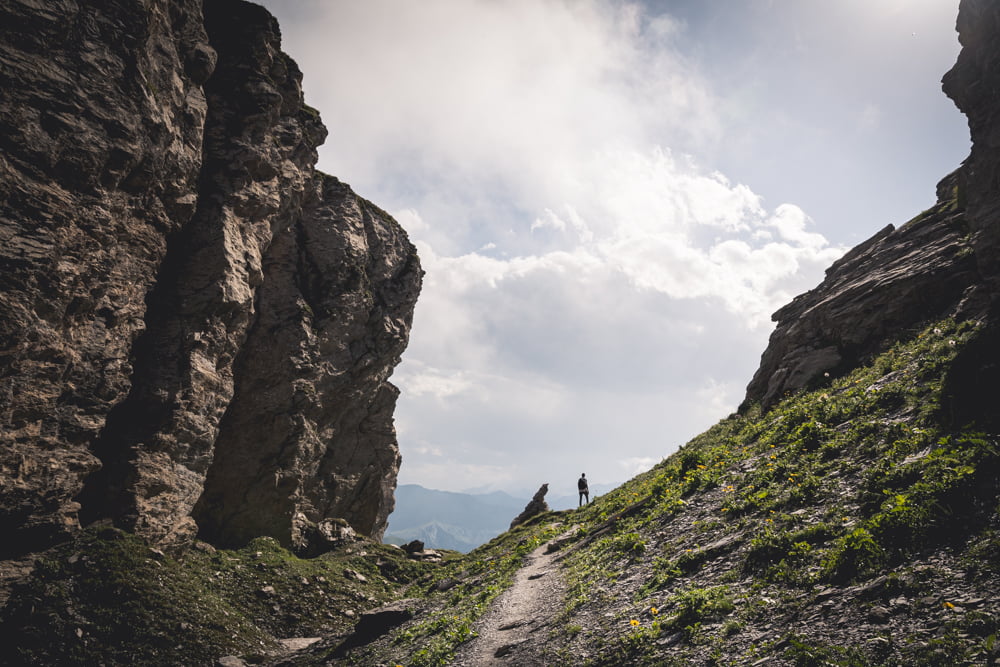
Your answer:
(578, 473), (589, 506)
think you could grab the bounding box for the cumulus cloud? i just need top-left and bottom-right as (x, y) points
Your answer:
(264, 0), (855, 494)
(273, 0), (716, 204)
(391, 144), (845, 492)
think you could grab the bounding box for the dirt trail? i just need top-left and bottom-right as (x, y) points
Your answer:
(450, 531), (571, 666)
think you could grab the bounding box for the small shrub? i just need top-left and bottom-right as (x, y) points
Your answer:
(668, 586), (735, 632)
(821, 527), (886, 582)
(611, 531), (647, 557)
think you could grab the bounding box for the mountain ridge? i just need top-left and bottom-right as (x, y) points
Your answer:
(384, 483), (618, 552)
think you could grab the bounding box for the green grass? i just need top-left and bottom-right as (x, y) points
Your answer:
(543, 317), (999, 665)
(0, 527), (442, 666)
(4, 317), (997, 666)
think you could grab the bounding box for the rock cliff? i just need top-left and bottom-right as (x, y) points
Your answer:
(742, 172), (979, 409)
(0, 0), (420, 557)
(744, 0), (1000, 414)
(2, 2), (1000, 665)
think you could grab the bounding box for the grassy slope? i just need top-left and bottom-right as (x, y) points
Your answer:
(356, 317), (1000, 666)
(2, 318), (997, 666)
(0, 528), (451, 665)
(552, 316), (1000, 666)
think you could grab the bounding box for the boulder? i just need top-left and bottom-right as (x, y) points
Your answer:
(333, 598), (419, 657)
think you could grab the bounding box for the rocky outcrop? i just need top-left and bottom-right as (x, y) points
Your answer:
(331, 598), (419, 658)
(510, 483), (550, 529)
(944, 0), (1000, 289)
(938, 0), (1000, 431)
(0, 0), (214, 556)
(0, 0), (420, 557)
(743, 174), (980, 409)
(744, 0), (1000, 411)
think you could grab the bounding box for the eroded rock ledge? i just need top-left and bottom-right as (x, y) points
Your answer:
(744, 0), (1000, 415)
(0, 0), (420, 557)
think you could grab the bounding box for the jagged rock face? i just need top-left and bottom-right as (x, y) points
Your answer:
(937, 0), (1000, 432)
(743, 175), (980, 409)
(0, 0), (213, 555)
(510, 483), (550, 529)
(943, 0), (1000, 290)
(192, 175), (421, 551)
(0, 0), (420, 556)
(744, 0), (1000, 410)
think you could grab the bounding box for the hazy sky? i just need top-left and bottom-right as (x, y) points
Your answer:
(257, 0), (969, 496)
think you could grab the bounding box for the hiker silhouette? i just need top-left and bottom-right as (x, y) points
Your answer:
(578, 473), (589, 506)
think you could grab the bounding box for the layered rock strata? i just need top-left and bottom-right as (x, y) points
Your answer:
(744, 0), (1000, 412)
(743, 174), (979, 409)
(0, 0), (420, 557)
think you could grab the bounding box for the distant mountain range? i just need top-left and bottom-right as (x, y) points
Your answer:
(384, 483), (614, 552)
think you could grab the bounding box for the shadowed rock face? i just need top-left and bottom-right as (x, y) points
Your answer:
(943, 0), (1000, 290)
(744, 0), (1000, 412)
(0, 0), (420, 556)
(192, 174), (421, 551)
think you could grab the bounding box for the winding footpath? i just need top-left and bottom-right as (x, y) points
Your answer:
(450, 532), (571, 666)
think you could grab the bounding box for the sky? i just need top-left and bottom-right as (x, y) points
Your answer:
(257, 0), (970, 497)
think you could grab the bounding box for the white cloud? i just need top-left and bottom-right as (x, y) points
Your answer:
(695, 377), (743, 417)
(273, 1), (719, 207)
(393, 361), (473, 400)
(619, 457), (659, 477)
(768, 204), (829, 249)
(392, 208), (429, 235)
(261, 0), (887, 495)
(389, 139), (846, 491)
(397, 458), (518, 495)
(412, 445), (444, 457)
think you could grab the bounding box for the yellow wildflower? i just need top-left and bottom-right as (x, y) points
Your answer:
(651, 607), (659, 615)
(630, 619), (640, 626)
(943, 601), (955, 609)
